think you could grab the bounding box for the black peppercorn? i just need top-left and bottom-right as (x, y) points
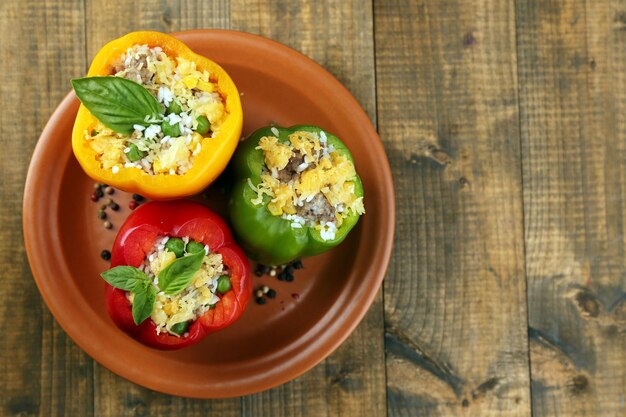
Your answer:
(255, 264), (270, 277)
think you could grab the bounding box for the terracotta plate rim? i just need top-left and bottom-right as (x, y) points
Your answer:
(23, 29), (395, 398)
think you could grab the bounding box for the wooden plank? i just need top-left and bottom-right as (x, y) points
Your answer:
(85, 0), (230, 60)
(230, 1), (386, 416)
(180, 0), (229, 30)
(0, 0), (93, 416)
(516, 0), (626, 415)
(84, 1), (241, 415)
(374, 0), (531, 415)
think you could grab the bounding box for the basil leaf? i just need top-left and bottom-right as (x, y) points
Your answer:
(71, 76), (163, 134)
(100, 266), (150, 292)
(132, 285), (156, 325)
(158, 251), (205, 295)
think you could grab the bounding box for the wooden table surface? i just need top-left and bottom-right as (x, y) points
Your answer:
(3, 0), (626, 416)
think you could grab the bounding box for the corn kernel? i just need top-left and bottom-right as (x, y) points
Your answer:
(191, 132), (203, 145)
(198, 286), (212, 299)
(183, 75), (198, 88)
(153, 159), (167, 173)
(196, 80), (214, 92)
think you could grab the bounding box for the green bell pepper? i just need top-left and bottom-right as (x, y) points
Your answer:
(228, 125), (364, 265)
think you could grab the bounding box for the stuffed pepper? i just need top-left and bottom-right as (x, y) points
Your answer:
(71, 31), (243, 200)
(101, 200), (251, 350)
(229, 125), (365, 265)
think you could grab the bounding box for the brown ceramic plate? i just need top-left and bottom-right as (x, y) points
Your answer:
(23, 30), (394, 398)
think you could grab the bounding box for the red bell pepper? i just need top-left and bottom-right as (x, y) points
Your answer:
(106, 200), (251, 350)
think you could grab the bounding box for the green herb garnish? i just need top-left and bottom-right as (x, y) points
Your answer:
(71, 76), (163, 134)
(101, 266), (149, 292)
(132, 286), (157, 326)
(100, 250), (205, 326)
(157, 251), (205, 295)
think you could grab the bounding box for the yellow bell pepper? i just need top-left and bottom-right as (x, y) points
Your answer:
(71, 31), (243, 200)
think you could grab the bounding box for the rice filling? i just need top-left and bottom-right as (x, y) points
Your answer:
(249, 130), (365, 241)
(85, 44), (227, 176)
(128, 236), (226, 336)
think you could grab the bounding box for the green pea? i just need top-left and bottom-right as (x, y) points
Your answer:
(127, 143), (146, 162)
(195, 116), (210, 135)
(165, 238), (185, 258)
(161, 120), (181, 137)
(186, 240), (205, 254)
(170, 321), (189, 335)
(166, 100), (182, 115)
(217, 275), (231, 294)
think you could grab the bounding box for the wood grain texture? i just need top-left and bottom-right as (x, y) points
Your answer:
(8, 0), (626, 414)
(516, 0), (626, 415)
(85, 0), (230, 63)
(375, 0), (531, 415)
(0, 0), (91, 416)
(231, 1), (386, 416)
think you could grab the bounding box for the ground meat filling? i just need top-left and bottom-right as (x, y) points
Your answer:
(114, 48), (157, 84)
(276, 152), (306, 182)
(297, 193), (335, 223)
(249, 130), (365, 241)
